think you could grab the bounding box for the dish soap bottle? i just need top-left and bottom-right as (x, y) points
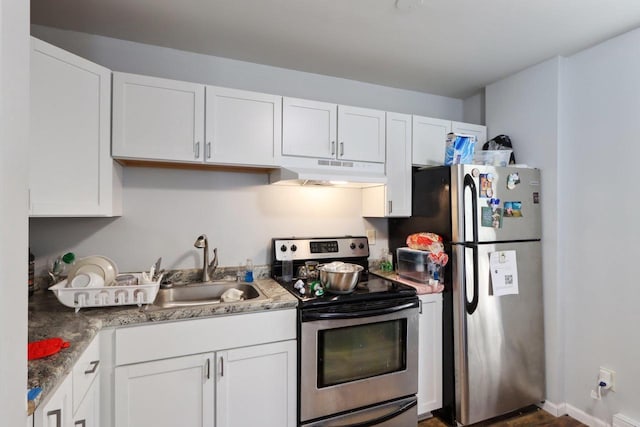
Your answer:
(244, 258), (254, 283)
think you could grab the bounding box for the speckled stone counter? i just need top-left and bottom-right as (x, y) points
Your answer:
(27, 277), (297, 414)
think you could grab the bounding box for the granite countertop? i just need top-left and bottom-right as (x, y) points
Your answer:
(27, 277), (297, 415)
(370, 269), (445, 294)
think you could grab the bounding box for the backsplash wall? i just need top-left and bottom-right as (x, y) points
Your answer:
(29, 166), (389, 274)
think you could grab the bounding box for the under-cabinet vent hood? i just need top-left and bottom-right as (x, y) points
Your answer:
(269, 158), (386, 188)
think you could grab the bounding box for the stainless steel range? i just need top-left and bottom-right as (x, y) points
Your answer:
(272, 236), (419, 426)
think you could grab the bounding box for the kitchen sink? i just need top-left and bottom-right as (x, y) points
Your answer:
(151, 282), (265, 308)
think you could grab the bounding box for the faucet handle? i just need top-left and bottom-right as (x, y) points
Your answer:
(209, 248), (219, 270)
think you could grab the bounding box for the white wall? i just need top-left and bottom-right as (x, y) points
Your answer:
(485, 57), (563, 404)
(31, 168), (385, 272)
(31, 25), (463, 120)
(0, 0), (29, 424)
(462, 90), (485, 126)
(28, 26), (462, 274)
(560, 28), (640, 422)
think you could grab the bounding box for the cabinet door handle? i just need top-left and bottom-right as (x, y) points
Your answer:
(206, 142), (212, 159)
(194, 141), (200, 159)
(219, 356), (224, 377)
(74, 420), (86, 427)
(339, 141), (344, 157)
(84, 360), (99, 374)
(419, 298), (423, 314)
(388, 200), (393, 214)
(205, 358), (210, 380)
(330, 140), (336, 156)
(47, 409), (61, 427)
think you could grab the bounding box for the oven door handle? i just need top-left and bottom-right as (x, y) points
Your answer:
(334, 397), (417, 427)
(302, 300), (418, 321)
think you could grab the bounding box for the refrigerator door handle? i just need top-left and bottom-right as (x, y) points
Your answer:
(463, 174), (479, 315)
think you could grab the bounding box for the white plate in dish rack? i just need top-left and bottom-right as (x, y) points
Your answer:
(50, 272), (160, 312)
(66, 255), (118, 286)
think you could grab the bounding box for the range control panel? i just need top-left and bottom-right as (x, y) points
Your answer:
(273, 236), (369, 261)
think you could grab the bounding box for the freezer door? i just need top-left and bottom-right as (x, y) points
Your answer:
(451, 165), (541, 243)
(452, 241), (544, 425)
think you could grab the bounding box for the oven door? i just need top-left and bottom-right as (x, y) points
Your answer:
(300, 297), (419, 423)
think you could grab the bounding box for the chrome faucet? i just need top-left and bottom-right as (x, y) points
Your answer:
(194, 234), (219, 282)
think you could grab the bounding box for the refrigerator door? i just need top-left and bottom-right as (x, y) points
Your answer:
(451, 165), (541, 243)
(452, 240), (545, 425)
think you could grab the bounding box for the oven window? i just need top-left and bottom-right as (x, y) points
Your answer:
(317, 319), (407, 388)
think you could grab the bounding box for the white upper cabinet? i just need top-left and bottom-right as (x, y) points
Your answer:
(362, 112), (411, 217)
(282, 97), (337, 159)
(337, 105), (386, 163)
(112, 72), (205, 163)
(282, 97), (385, 163)
(30, 38), (122, 217)
(412, 116), (487, 166)
(412, 116), (452, 166)
(451, 121), (487, 146)
(205, 86), (281, 166)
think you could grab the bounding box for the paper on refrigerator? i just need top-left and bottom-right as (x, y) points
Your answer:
(489, 250), (519, 296)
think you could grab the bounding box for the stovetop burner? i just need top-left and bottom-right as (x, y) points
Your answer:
(271, 236), (416, 308)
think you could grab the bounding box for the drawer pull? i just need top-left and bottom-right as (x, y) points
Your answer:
(74, 420), (86, 427)
(47, 409), (61, 427)
(84, 360), (99, 374)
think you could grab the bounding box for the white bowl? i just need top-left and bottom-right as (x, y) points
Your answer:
(70, 271), (104, 288)
(66, 255), (118, 286)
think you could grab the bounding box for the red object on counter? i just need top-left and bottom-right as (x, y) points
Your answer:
(28, 337), (70, 360)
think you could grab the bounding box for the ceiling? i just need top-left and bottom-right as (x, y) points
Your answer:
(31, 0), (640, 99)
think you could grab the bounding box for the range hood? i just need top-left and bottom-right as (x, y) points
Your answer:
(269, 158), (387, 188)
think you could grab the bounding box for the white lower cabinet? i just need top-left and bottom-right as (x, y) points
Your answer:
(35, 374), (72, 427)
(417, 293), (443, 416)
(114, 353), (214, 427)
(111, 309), (297, 427)
(216, 341), (296, 427)
(35, 335), (101, 427)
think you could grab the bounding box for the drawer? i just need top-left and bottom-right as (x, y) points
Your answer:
(72, 334), (100, 414)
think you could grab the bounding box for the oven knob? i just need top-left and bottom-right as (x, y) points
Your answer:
(280, 245), (287, 252)
(291, 244), (297, 252)
(358, 243), (365, 249)
(350, 243), (356, 250)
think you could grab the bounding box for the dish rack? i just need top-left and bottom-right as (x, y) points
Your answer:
(50, 273), (161, 312)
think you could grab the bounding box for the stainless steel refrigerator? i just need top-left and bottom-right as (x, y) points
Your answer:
(389, 164), (545, 425)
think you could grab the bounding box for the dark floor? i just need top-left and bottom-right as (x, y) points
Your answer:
(418, 408), (586, 426)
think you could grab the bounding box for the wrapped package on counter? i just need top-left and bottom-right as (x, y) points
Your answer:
(444, 132), (476, 165)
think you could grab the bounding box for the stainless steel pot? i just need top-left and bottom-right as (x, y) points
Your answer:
(318, 263), (363, 294)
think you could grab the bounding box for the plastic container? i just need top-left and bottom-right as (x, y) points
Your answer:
(473, 150), (512, 167)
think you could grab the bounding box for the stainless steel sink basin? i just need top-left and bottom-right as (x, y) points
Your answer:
(152, 282), (264, 308)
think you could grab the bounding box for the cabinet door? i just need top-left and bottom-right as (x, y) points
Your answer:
(73, 376), (100, 427)
(216, 341), (296, 427)
(205, 86), (281, 166)
(35, 374), (72, 427)
(114, 353), (214, 427)
(282, 97), (336, 159)
(338, 105), (386, 163)
(30, 38), (120, 217)
(417, 294), (443, 415)
(112, 72), (205, 163)
(362, 112), (411, 217)
(412, 116), (452, 166)
(451, 121), (487, 146)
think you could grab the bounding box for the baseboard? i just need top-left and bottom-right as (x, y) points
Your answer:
(538, 400), (567, 417)
(539, 401), (612, 427)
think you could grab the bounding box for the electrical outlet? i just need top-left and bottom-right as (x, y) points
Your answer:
(366, 229), (376, 245)
(599, 367), (616, 391)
